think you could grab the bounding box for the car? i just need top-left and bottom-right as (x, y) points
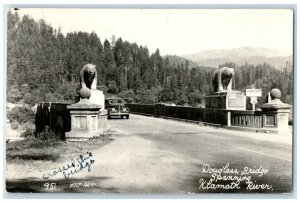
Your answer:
(105, 98), (130, 119)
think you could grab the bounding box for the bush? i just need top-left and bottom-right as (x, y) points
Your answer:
(189, 91), (205, 107)
(107, 81), (119, 94)
(7, 106), (35, 124)
(118, 90), (136, 103)
(45, 92), (65, 102)
(55, 82), (78, 102)
(10, 121), (19, 130)
(24, 89), (45, 106)
(21, 121), (35, 131)
(21, 128), (35, 138)
(36, 126), (61, 141)
(7, 87), (23, 103)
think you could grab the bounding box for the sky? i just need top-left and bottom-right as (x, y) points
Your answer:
(13, 8), (293, 56)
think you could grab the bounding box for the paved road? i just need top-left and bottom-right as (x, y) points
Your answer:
(6, 114), (292, 194)
(101, 114), (292, 193)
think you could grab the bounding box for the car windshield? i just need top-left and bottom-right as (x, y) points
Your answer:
(108, 99), (124, 104)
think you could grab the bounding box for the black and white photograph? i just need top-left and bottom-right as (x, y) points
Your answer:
(4, 7), (294, 195)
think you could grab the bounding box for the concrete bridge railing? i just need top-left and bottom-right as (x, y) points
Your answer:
(35, 102), (71, 138)
(126, 103), (291, 134)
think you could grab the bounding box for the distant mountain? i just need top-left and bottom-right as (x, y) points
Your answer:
(183, 47), (293, 69)
(164, 55), (200, 69)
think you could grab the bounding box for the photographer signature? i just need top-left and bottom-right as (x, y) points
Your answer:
(43, 152), (95, 179)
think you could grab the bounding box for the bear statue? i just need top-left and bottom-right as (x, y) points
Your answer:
(80, 64), (97, 90)
(212, 67), (234, 92)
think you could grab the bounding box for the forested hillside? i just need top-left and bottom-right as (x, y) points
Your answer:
(7, 11), (293, 107)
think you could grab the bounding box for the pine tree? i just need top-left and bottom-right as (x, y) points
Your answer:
(103, 39), (117, 91)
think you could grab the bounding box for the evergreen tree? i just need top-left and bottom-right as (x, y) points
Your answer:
(6, 11), (293, 106)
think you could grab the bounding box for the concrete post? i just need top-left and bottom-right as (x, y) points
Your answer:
(260, 89), (291, 134)
(66, 98), (106, 141)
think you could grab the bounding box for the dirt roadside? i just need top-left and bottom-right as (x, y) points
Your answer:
(6, 132), (200, 193)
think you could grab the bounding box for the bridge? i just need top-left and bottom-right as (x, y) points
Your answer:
(14, 101), (291, 193)
(101, 114), (292, 193)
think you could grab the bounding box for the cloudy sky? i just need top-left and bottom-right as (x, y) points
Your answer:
(13, 8), (293, 56)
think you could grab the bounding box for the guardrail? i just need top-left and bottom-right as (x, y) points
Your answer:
(36, 102), (71, 137)
(230, 110), (263, 128)
(126, 104), (268, 129)
(127, 104), (229, 125)
(35, 101), (290, 136)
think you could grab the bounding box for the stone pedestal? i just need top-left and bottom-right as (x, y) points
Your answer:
(205, 91), (246, 110)
(261, 99), (291, 134)
(89, 89), (105, 109)
(65, 98), (106, 141)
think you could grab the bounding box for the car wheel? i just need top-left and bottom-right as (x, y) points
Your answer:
(126, 115), (129, 119)
(121, 116), (124, 119)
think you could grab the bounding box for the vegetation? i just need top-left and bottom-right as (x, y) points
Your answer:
(7, 106), (35, 124)
(7, 11), (293, 107)
(6, 131), (113, 163)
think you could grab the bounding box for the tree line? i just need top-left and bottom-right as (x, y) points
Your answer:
(7, 11), (292, 107)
